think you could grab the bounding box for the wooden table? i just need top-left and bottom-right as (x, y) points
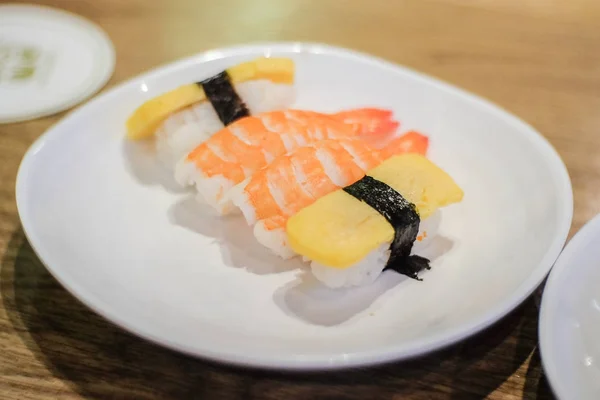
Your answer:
(2, 0), (599, 398)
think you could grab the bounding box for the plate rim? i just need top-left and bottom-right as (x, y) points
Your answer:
(539, 213), (600, 399)
(15, 41), (574, 370)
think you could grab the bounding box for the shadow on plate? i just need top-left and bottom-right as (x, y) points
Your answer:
(169, 196), (455, 326)
(273, 234), (454, 327)
(274, 270), (409, 327)
(124, 139), (303, 276)
(0, 228), (554, 399)
(168, 195), (304, 275)
(122, 138), (188, 194)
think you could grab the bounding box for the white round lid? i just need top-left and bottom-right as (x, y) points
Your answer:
(0, 4), (115, 123)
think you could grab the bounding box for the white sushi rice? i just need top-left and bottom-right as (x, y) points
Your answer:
(311, 243), (390, 289)
(155, 102), (223, 170)
(156, 80), (295, 170)
(174, 160), (238, 215)
(253, 223), (297, 259)
(174, 159), (246, 215)
(235, 80), (296, 115)
(310, 213), (441, 289)
(227, 178), (256, 223)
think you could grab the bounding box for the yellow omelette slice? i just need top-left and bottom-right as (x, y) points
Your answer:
(286, 154), (464, 268)
(125, 57), (295, 140)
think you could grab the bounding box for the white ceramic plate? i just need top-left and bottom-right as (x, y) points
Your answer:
(540, 214), (600, 399)
(0, 4), (115, 123)
(16, 42), (573, 370)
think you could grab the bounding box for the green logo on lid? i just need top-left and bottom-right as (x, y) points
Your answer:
(0, 41), (53, 84)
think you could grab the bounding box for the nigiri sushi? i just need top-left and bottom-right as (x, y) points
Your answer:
(286, 154), (464, 289)
(125, 57), (297, 168)
(226, 131), (429, 258)
(174, 108), (400, 214)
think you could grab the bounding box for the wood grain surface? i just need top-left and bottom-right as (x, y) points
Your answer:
(2, 0), (600, 398)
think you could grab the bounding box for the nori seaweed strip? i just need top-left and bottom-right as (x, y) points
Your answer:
(343, 175), (431, 280)
(198, 71), (249, 125)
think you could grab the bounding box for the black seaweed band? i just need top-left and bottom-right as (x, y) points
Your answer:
(198, 71), (250, 125)
(343, 175), (430, 280)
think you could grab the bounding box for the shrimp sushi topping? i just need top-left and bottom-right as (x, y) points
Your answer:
(174, 108), (401, 214)
(226, 132), (429, 258)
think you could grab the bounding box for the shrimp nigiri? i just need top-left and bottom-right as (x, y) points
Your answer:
(226, 131), (429, 258)
(174, 108), (399, 214)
